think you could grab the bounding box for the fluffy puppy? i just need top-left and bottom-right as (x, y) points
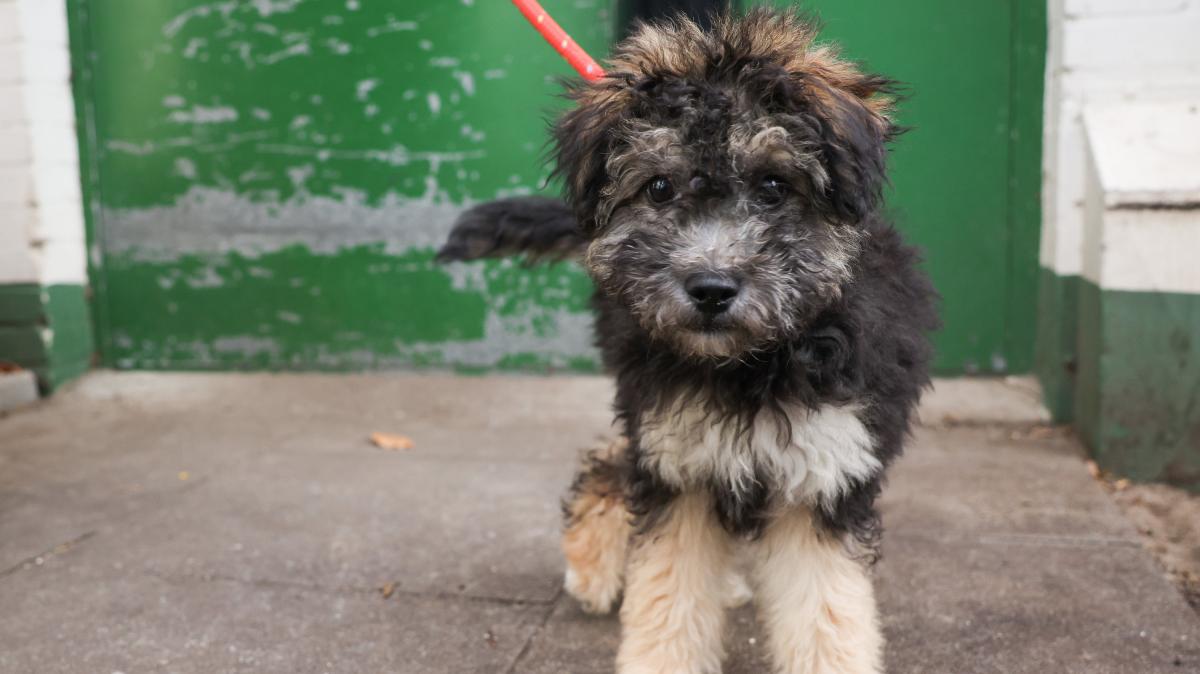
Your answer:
(440, 10), (937, 674)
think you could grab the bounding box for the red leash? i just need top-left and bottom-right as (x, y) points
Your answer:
(511, 0), (605, 81)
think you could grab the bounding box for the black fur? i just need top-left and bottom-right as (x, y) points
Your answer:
(437, 196), (585, 263)
(595, 214), (936, 542)
(438, 9), (938, 554)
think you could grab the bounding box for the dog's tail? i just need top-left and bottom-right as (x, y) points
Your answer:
(436, 196), (585, 264)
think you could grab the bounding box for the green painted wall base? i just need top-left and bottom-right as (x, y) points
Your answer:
(101, 247), (597, 373)
(1075, 279), (1200, 491)
(0, 283), (94, 392)
(1034, 268), (1079, 422)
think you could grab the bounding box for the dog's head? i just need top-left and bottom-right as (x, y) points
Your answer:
(553, 10), (897, 359)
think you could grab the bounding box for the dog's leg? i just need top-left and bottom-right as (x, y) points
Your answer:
(752, 507), (882, 674)
(617, 491), (732, 674)
(562, 438), (632, 614)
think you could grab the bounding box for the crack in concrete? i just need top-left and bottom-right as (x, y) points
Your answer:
(917, 419), (1061, 432)
(889, 529), (1142, 548)
(0, 531), (97, 579)
(503, 587), (566, 674)
(143, 568), (557, 606)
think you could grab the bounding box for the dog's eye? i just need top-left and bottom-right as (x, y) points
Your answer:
(645, 176), (676, 205)
(759, 176), (790, 206)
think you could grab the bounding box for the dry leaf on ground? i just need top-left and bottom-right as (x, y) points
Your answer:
(370, 432), (414, 451)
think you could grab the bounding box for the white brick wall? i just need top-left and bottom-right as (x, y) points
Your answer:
(1040, 0), (1200, 277)
(0, 0), (86, 286)
(0, 2), (18, 44)
(0, 206), (38, 284)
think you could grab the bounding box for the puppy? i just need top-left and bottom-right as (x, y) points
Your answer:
(439, 10), (937, 674)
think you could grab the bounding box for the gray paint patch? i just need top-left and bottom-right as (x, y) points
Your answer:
(416, 307), (596, 368)
(101, 186), (469, 260)
(99, 187), (600, 368)
(108, 308), (598, 370)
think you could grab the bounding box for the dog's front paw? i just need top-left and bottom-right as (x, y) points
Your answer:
(564, 566), (621, 615)
(561, 453), (632, 615)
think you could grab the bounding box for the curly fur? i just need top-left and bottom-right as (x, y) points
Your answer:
(440, 9), (938, 672)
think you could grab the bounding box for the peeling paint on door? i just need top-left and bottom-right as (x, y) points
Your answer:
(70, 0), (613, 372)
(68, 0), (1044, 374)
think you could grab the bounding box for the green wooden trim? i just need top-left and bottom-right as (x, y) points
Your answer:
(1003, 0), (1047, 374)
(0, 326), (47, 365)
(0, 283), (48, 379)
(0, 283), (44, 327)
(1074, 278), (1101, 449)
(1034, 268), (1079, 422)
(1075, 279), (1200, 491)
(66, 0), (112, 367)
(43, 284), (95, 389)
(0, 283), (94, 391)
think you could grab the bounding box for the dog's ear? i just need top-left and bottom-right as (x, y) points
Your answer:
(777, 61), (898, 224)
(812, 73), (897, 223)
(552, 80), (633, 236)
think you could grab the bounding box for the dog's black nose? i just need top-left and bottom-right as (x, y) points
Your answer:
(685, 273), (740, 315)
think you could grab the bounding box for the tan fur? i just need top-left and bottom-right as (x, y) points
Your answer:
(617, 491), (733, 674)
(752, 507), (883, 674)
(560, 451), (885, 673)
(615, 17), (708, 78)
(562, 438), (633, 614)
(804, 44), (893, 118)
(577, 11), (892, 132)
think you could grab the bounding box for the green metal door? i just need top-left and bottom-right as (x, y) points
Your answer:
(68, 1), (1043, 374)
(789, 0), (1045, 374)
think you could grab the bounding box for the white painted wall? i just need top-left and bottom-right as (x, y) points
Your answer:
(1082, 101), (1200, 294)
(0, 0), (85, 286)
(1040, 0), (1200, 278)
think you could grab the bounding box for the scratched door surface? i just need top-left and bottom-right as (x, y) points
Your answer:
(71, 0), (609, 372)
(69, 0), (1042, 374)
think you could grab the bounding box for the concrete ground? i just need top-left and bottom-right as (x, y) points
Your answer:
(1, 373), (1198, 674)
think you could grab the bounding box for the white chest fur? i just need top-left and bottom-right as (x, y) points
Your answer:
(638, 402), (881, 510)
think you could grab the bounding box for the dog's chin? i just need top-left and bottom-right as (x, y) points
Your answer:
(675, 330), (744, 359)
(665, 319), (761, 361)
(628, 297), (781, 361)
